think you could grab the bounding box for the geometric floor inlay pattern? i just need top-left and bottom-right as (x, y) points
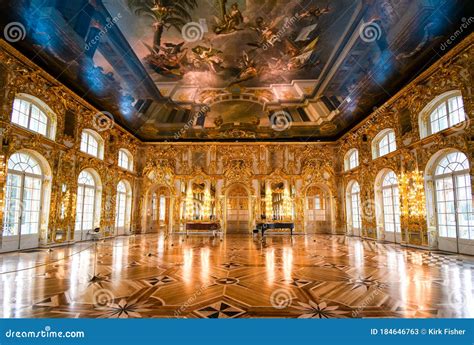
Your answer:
(0, 233), (473, 318)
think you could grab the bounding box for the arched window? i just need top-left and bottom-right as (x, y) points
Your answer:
(11, 94), (56, 139)
(433, 151), (473, 253)
(75, 170), (101, 240)
(80, 130), (104, 159)
(344, 149), (359, 171)
(381, 171), (401, 235)
(372, 129), (396, 159)
(118, 149), (133, 171)
(115, 180), (132, 235)
(419, 91), (467, 138)
(346, 181), (361, 236)
(3, 153), (43, 250)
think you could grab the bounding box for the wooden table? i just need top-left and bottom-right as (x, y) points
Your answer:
(185, 222), (222, 236)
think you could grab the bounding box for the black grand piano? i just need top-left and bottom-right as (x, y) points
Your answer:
(255, 222), (294, 236)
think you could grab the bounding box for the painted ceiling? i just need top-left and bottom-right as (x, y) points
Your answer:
(1, 0), (473, 141)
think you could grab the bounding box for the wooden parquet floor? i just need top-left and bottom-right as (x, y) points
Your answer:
(1, 233), (473, 318)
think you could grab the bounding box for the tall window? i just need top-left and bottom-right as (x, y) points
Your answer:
(115, 180), (131, 232)
(75, 171), (99, 234)
(118, 149), (133, 171)
(434, 152), (473, 240)
(3, 153), (43, 237)
(344, 149), (359, 171)
(11, 95), (56, 139)
(159, 195), (166, 221)
(152, 193), (158, 221)
(381, 171), (401, 233)
(372, 129), (396, 159)
(348, 182), (361, 230)
(80, 130), (103, 159)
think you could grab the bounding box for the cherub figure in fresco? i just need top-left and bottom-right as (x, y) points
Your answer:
(229, 51), (258, 86)
(142, 41), (187, 77)
(190, 45), (224, 73)
(248, 16), (283, 50)
(214, 2), (244, 34)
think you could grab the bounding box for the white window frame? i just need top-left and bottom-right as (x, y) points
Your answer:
(344, 149), (359, 171)
(346, 181), (361, 235)
(80, 129), (104, 159)
(11, 94), (57, 140)
(419, 91), (467, 138)
(3, 153), (44, 238)
(381, 171), (401, 233)
(372, 129), (396, 159)
(115, 180), (132, 233)
(434, 152), (473, 241)
(118, 149), (133, 171)
(75, 170), (101, 240)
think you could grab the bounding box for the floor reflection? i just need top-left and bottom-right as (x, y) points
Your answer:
(0, 234), (473, 318)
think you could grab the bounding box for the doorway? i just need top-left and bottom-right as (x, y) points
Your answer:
(305, 185), (332, 233)
(226, 184), (250, 234)
(148, 186), (171, 233)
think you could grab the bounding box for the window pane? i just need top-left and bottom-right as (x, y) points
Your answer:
(430, 95), (466, 134)
(11, 98), (50, 137)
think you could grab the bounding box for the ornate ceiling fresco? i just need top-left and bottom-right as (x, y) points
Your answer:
(0, 0), (472, 141)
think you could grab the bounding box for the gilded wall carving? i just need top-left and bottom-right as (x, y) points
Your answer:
(0, 41), (140, 246)
(0, 33), (472, 249)
(338, 34), (473, 247)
